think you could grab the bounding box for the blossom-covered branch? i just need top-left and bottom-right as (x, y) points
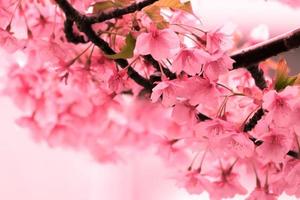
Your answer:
(55, 0), (154, 90)
(4, 0), (300, 199)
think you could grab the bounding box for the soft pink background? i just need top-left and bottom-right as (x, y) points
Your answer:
(1, 1), (300, 199)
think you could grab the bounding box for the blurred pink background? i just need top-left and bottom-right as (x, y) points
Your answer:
(1, 0), (300, 199)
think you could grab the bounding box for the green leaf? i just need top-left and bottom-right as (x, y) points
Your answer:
(105, 33), (136, 59)
(274, 59), (298, 91)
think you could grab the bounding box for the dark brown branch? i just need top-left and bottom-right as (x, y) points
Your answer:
(243, 108), (265, 132)
(86, 0), (159, 24)
(246, 64), (267, 90)
(232, 28), (300, 69)
(230, 28), (300, 90)
(64, 18), (87, 44)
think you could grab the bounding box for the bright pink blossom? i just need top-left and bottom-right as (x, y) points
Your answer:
(135, 26), (180, 60)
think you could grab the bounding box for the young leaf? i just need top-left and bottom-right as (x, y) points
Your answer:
(274, 59), (298, 91)
(105, 33), (136, 59)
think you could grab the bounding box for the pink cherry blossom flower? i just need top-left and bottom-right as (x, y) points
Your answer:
(263, 86), (298, 127)
(171, 48), (211, 75)
(135, 26), (180, 60)
(203, 52), (234, 81)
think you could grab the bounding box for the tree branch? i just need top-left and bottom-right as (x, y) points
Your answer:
(246, 64), (267, 90)
(243, 108), (265, 132)
(64, 18), (87, 44)
(86, 0), (159, 24)
(232, 28), (300, 69)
